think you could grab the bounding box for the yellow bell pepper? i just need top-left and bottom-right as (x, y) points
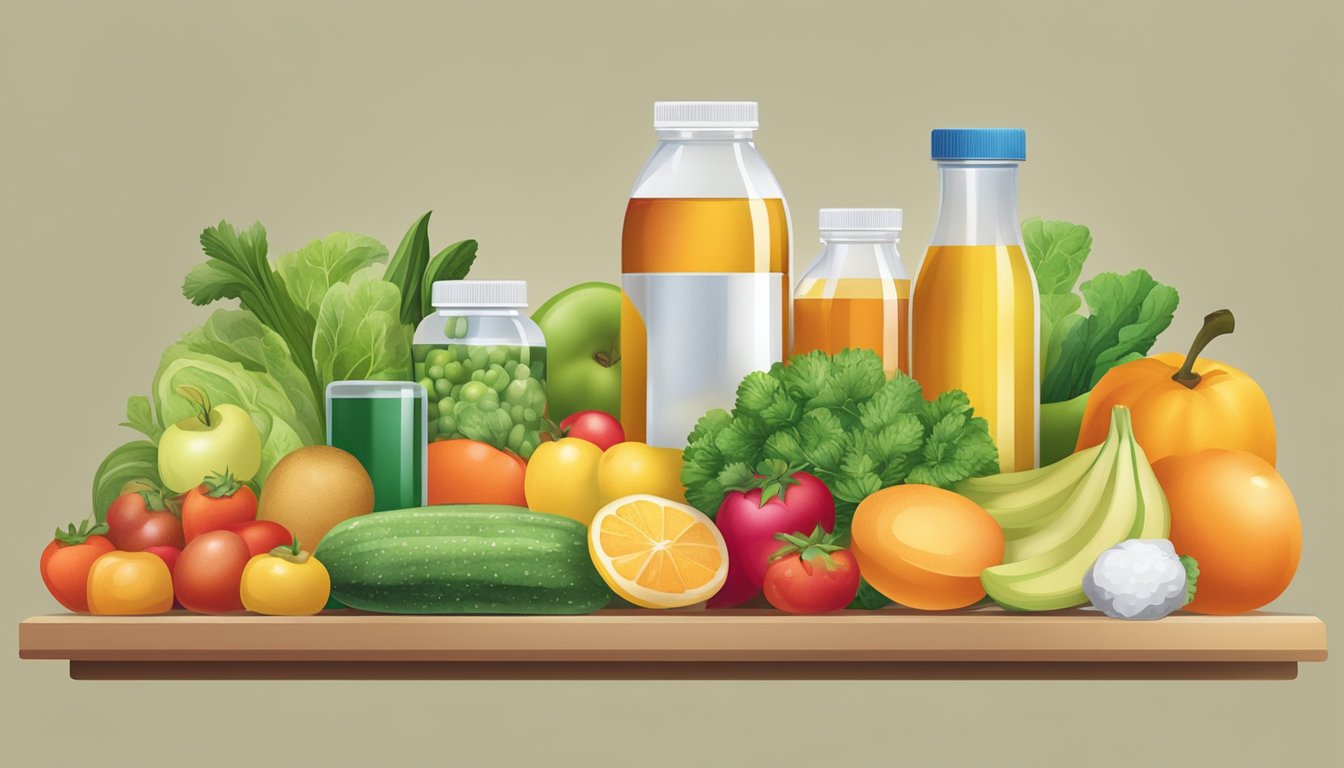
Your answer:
(525, 439), (687, 525)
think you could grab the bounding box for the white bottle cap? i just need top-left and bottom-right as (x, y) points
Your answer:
(431, 280), (527, 308)
(818, 208), (903, 232)
(653, 101), (759, 130)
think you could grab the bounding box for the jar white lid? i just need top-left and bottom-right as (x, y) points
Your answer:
(654, 101), (758, 130)
(819, 208), (903, 232)
(431, 280), (527, 308)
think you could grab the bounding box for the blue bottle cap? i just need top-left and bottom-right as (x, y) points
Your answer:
(931, 128), (1026, 161)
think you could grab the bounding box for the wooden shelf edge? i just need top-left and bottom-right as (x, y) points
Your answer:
(57, 659), (1302, 681)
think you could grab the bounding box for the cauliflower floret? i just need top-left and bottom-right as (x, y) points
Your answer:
(1083, 539), (1199, 620)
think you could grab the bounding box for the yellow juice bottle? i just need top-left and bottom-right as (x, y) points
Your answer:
(911, 129), (1039, 471)
(791, 208), (909, 376)
(621, 102), (791, 448)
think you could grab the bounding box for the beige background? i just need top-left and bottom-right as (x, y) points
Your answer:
(2, 0), (1341, 765)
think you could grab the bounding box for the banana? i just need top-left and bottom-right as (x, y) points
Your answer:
(982, 415), (1142, 611)
(1127, 428), (1171, 540)
(957, 441), (1102, 532)
(999, 413), (1124, 563)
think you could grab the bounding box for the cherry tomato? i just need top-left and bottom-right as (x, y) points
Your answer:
(240, 540), (331, 616)
(86, 552), (174, 615)
(175, 530), (250, 613)
(225, 520), (292, 557)
(39, 519), (115, 613)
(558, 410), (625, 452)
(761, 527), (861, 614)
(182, 471), (259, 542)
(106, 488), (184, 551)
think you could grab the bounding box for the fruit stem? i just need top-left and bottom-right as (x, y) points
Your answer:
(1172, 309), (1235, 389)
(269, 537), (309, 564)
(594, 349), (621, 368)
(176, 385), (214, 427)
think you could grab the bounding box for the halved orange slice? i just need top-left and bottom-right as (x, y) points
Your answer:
(588, 494), (729, 609)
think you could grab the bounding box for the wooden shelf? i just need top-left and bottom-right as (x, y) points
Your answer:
(18, 607), (1327, 680)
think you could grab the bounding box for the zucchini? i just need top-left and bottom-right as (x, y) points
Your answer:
(314, 505), (612, 614)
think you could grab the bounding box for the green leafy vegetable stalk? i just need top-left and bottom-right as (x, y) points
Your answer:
(1022, 218), (1180, 403)
(681, 348), (1000, 535)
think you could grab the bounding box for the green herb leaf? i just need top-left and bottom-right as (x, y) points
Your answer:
(849, 579), (891, 610)
(1022, 219), (1180, 403)
(274, 232), (389, 321)
(679, 349), (998, 536)
(183, 221), (323, 410)
(1180, 554), (1200, 605)
(420, 239), (479, 318)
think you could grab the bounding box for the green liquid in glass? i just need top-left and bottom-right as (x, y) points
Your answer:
(328, 391), (425, 512)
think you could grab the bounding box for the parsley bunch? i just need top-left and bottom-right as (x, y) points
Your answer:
(680, 349), (1000, 534)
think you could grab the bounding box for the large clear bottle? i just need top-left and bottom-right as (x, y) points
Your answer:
(622, 101), (791, 447)
(792, 208), (909, 376)
(911, 129), (1039, 471)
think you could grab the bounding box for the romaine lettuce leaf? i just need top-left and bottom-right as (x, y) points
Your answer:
(1023, 218), (1179, 402)
(275, 232), (388, 321)
(312, 279), (412, 386)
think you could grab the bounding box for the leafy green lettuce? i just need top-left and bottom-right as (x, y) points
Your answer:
(1023, 218), (1180, 403)
(275, 232), (389, 321)
(681, 349), (1000, 535)
(312, 280), (412, 384)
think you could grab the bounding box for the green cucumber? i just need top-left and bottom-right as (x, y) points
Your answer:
(314, 505), (612, 614)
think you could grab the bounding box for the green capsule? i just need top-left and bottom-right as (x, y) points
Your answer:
(427, 365), (445, 380)
(413, 345), (430, 363)
(513, 363), (531, 381)
(426, 349), (450, 368)
(433, 379), (452, 398)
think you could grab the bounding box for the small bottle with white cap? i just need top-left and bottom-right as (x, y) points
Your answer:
(791, 208), (910, 376)
(412, 280), (549, 461)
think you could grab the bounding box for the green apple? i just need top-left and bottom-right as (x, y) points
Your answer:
(158, 386), (262, 493)
(532, 282), (621, 423)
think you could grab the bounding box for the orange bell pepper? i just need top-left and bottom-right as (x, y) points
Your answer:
(1075, 309), (1275, 465)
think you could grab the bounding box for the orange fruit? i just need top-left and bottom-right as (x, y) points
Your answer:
(851, 484), (1005, 610)
(1154, 449), (1300, 614)
(588, 494), (729, 609)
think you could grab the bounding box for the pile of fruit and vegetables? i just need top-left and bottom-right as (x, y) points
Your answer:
(41, 216), (1301, 620)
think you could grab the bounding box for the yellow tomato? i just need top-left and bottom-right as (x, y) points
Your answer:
(597, 442), (687, 505)
(524, 437), (605, 525)
(86, 552), (174, 615)
(240, 546), (331, 616)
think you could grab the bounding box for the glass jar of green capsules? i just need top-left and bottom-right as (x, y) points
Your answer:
(412, 281), (547, 459)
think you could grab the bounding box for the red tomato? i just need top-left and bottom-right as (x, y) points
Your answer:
(181, 472), (259, 542)
(106, 489), (184, 551)
(175, 530), (251, 613)
(225, 520), (292, 557)
(558, 411), (625, 452)
(427, 439), (527, 506)
(715, 465), (835, 587)
(706, 558), (761, 609)
(39, 521), (116, 613)
(762, 528), (861, 614)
